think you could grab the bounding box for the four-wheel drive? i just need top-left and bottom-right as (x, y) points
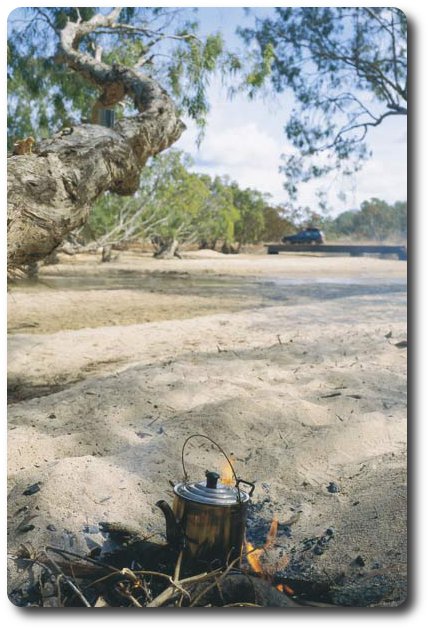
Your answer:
(281, 228), (324, 245)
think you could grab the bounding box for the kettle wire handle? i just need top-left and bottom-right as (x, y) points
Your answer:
(181, 433), (239, 486)
(235, 478), (256, 497)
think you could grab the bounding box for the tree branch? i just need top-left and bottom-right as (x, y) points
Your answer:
(330, 109), (403, 148)
(7, 9), (186, 272)
(34, 8), (59, 34)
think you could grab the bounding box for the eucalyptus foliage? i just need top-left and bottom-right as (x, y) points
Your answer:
(229, 183), (268, 246)
(329, 198), (407, 241)
(240, 7), (407, 199)
(85, 152), (406, 248)
(88, 150), (274, 250)
(7, 7), (228, 148)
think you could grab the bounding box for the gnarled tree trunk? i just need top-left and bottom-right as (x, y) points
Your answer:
(153, 238), (181, 259)
(7, 9), (185, 274)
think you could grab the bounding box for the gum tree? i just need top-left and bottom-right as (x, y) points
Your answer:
(7, 7), (224, 273)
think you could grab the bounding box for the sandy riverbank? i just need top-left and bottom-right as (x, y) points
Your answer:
(7, 251), (407, 606)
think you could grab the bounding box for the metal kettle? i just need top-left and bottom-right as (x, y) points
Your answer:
(156, 435), (254, 567)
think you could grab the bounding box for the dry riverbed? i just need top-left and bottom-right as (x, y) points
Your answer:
(7, 250), (407, 606)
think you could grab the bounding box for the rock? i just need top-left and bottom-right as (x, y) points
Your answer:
(23, 482), (42, 496)
(353, 555), (365, 567)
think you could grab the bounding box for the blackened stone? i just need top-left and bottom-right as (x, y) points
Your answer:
(23, 482), (42, 496)
(18, 523), (36, 534)
(353, 555), (366, 567)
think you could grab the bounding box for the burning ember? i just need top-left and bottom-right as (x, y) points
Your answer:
(276, 583), (295, 596)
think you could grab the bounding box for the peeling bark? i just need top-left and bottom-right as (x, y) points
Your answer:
(7, 10), (186, 272)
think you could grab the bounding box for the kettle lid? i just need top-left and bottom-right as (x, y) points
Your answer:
(174, 470), (250, 506)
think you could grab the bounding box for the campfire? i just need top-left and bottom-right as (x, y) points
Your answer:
(11, 518), (300, 608)
(8, 436), (330, 607)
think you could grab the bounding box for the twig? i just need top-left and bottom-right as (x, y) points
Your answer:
(115, 583), (143, 607)
(127, 593), (143, 607)
(10, 553), (79, 607)
(56, 574), (63, 607)
(146, 569), (219, 608)
(215, 577), (226, 605)
(174, 549), (183, 582)
(44, 554), (92, 607)
(189, 575), (225, 607)
(45, 545), (119, 573)
(87, 567), (173, 590)
(189, 557), (241, 607)
(145, 584), (178, 608)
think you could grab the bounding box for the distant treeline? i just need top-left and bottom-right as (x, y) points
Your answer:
(86, 150), (406, 252)
(322, 199), (407, 243)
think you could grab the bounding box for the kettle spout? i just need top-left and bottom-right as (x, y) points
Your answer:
(156, 500), (182, 548)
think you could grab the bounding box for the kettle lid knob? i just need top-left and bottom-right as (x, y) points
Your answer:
(205, 470), (220, 489)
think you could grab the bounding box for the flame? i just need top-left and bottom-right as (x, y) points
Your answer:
(266, 517), (279, 546)
(220, 459), (235, 486)
(276, 583), (294, 596)
(245, 516), (293, 596)
(245, 517), (279, 574)
(245, 541), (264, 573)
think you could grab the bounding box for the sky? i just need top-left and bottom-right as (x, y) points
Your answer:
(169, 6), (407, 217)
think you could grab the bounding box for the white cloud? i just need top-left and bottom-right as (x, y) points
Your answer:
(201, 122), (279, 168)
(176, 104), (295, 202)
(174, 78), (407, 213)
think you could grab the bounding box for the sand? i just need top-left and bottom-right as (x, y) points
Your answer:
(7, 251), (407, 606)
